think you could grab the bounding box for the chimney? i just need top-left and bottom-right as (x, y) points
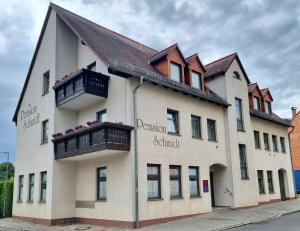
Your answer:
(292, 107), (297, 118)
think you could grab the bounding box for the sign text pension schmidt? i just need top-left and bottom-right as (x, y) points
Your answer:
(137, 119), (179, 148)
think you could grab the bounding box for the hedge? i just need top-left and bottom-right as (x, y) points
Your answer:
(0, 178), (14, 217)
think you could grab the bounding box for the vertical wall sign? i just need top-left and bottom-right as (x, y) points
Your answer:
(203, 180), (209, 193)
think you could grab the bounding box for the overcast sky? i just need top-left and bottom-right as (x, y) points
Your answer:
(0, 0), (299, 162)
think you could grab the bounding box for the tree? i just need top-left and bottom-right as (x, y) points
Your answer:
(0, 162), (15, 180)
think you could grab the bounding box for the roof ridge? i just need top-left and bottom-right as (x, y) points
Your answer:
(50, 3), (158, 54)
(149, 43), (178, 58)
(204, 52), (237, 67)
(248, 82), (257, 86)
(186, 53), (198, 60)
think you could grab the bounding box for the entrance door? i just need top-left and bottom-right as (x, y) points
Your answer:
(210, 172), (215, 207)
(278, 170), (286, 201)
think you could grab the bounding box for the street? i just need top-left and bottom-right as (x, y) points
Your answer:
(231, 212), (300, 231)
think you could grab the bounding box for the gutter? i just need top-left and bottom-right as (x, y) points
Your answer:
(133, 76), (144, 228)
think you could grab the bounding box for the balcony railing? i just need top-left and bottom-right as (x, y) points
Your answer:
(53, 69), (110, 107)
(52, 122), (133, 160)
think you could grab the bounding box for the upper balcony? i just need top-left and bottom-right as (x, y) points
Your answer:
(52, 121), (133, 160)
(53, 69), (110, 110)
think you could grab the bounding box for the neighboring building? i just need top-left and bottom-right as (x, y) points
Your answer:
(290, 107), (300, 193)
(12, 3), (295, 228)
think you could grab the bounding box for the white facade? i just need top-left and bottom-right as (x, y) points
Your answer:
(12, 5), (295, 228)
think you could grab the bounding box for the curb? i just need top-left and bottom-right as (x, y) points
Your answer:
(212, 210), (300, 231)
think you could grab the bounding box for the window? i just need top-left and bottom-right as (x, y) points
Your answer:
(265, 101), (271, 114)
(280, 137), (286, 153)
(191, 115), (201, 138)
(253, 96), (260, 110)
(263, 133), (270, 150)
(254, 131), (261, 149)
(40, 172), (47, 202)
(169, 165), (182, 198)
(257, 170), (265, 194)
(189, 167), (200, 197)
(167, 109), (179, 134)
(41, 120), (49, 143)
(97, 167), (107, 200)
(87, 62), (96, 71)
(207, 119), (217, 141)
(272, 135), (278, 152)
(28, 174), (34, 202)
(43, 71), (50, 95)
(191, 71), (202, 89)
(235, 98), (244, 131)
(239, 144), (248, 179)
(170, 62), (182, 82)
(96, 109), (107, 122)
(147, 164), (161, 199)
(267, 171), (274, 193)
(18, 175), (24, 202)
(233, 71), (241, 79)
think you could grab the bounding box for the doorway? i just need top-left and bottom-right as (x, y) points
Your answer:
(278, 169), (287, 201)
(210, 172), (215, 207)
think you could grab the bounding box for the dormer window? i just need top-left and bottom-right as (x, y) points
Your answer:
(170, 62), (182, 83)
(191, 71), (202, 90)
(233, 71), (241, 79)
(253, 96), (261, 110)
(265, 101), (272, 114)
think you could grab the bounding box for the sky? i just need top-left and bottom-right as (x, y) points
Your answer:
(0, 0), (299, 163)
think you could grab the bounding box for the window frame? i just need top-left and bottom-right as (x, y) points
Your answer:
(191, 71), (202, 90)
(189, 166), (200, 197)
(191, 115), (201, 139)
(253, 96), (261, 110)
(167, 109), (179, 135)
(272, 135), (278, 152)
(42, 71), (50, 96)
(267, 170), (274, 193)
(41, 119), (49, 144)
(239, 144), (249, 179)
(263, 133), (270, 150)
(40, 171), (47, 203)
(18, 175), (24, 202)
(265, 101), (272, 114)
(96, 109), (107, 122)
(280, 137), (286, 153)
(233, 71), (241, 79)
(97, 167), (107, 201)
(28, 173), (35, 202)
(207, 119), (217, 141)
(147, 164), (161, 200)
(87, 61), (96, 71)
(257, 170), (265, 194)
(235, 98), (244, 131)
(254, 130), (261, 149)
(169, 165), (182, 199)
(170, 62), (182, 83)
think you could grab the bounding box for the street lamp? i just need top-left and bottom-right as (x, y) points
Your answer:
(0, 151), (9, 218)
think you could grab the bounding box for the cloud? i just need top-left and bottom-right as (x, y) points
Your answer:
(0, 0), (299, 161)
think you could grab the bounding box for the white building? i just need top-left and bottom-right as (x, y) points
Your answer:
(12, 3), (295, 228)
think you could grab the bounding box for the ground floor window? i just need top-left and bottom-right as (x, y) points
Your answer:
(267, 171), (274, 193)
(169, 165), (182, 198)
(189, 166), (200, 197)
(257, 170), (265, 194)
(97, 167), (107, 200)
(40, 172), (47, 202)
(28, 173), (34, 202)
(147, 164), (161, 199)
(239, 144), (248, 179)
(18, 175), (24, 202)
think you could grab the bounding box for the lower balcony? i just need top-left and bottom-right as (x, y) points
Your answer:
(52, 122), (133, 160)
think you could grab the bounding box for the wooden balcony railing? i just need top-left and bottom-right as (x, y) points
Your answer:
(53, 69), (109, 107)
(53, 122), (133, 160)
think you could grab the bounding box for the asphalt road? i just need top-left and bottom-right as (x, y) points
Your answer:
(231, 212), (300, 231)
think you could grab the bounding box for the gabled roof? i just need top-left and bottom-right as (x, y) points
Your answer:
(186, 53), (205, 71)
(149, 43), (187, 64)
(261, 88), (274, 101)
(13, 3), (229, 123)
(248, 83), (263, 98)
(204, 52), (250, 84)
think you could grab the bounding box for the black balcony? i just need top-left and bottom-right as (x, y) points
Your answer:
(53, 122), (133, 160)
(54, 69), (109, 109)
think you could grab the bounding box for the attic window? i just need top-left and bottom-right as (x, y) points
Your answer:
(233, 71), (241, 79)
(170, 62), (182, 83)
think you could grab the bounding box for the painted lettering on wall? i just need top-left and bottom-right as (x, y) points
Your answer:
(21, 104), (40, 129)
(137, 119), (179, 148)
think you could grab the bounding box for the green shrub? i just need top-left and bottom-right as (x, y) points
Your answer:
(0, 178), (14, 217)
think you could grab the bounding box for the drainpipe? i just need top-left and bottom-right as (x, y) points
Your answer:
(288, 126), (297, 196)
(133, 76), (144, 228)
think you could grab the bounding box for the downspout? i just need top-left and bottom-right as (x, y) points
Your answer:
(133, 76), (144, 228)
(288, 125), (297, 195)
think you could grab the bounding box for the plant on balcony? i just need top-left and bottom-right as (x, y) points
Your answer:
(65, 128), (74, 134)
(52, 133), (63, 138)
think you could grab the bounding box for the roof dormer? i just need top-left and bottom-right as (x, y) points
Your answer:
(149, 43), (187, 83)
(185, 53), (206, 91)
(248, 83), (263, 111)
(261, 88), (273, 114)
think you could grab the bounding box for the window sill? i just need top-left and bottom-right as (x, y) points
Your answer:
(208, 139), (218, 143)
(192, 136), (203, 140)
(41, 92), (49, 97)
(96, 199), (107, 202)
(168, 132), (181, 136)
(40, 141), (48, 145)
(237, 129), (246, 133)
(170, 197), (184, 200)
(38, 201), (46, 204)
(259, 192), (266, 195)
(27, 200), (33, 203)
(148, 198), (163, 201)
(190, 195), (202, 199)
(16, 200), (23, 203)
(241, 177), (250, 180)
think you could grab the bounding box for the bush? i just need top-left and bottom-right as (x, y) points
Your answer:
(0, 178), (14, 217)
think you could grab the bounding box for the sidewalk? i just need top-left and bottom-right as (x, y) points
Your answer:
(1, 199), (300, 231)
